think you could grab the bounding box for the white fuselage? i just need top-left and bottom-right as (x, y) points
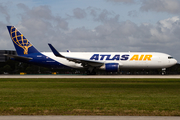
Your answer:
(41, 52), (177, 69)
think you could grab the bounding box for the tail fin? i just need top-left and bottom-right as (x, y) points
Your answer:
(7, 26), (39, 55)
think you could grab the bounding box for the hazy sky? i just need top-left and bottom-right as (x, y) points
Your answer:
(1, 0), (180, 62)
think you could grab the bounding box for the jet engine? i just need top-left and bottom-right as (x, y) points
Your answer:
(100, 63), (119, 72)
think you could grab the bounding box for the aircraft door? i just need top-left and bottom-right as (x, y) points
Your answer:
(158, 57), (161, 64)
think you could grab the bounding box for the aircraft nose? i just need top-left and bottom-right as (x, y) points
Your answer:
(173, 59), (178, 65)
(175, 59), (177, 64)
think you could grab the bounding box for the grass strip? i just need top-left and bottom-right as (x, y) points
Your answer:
(0, 78), (179, 115)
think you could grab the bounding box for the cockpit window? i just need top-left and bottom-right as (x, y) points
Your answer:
(168, 56), (173, 59)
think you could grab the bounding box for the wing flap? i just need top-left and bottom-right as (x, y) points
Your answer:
(66, 56), (104, 66)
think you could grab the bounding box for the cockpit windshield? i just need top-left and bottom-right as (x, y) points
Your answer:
(168, 56), (174, 59)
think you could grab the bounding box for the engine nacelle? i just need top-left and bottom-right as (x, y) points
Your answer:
(100, 63), (119, 72)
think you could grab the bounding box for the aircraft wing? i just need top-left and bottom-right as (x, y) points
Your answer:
(3, 54), (32, 60)
(48, 44), (104, 67)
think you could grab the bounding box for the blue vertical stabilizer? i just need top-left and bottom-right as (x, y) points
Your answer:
(7, 26), (40, 55)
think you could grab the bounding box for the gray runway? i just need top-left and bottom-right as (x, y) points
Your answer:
(0, 116), (179, 120)
(0, 75), (180, 78)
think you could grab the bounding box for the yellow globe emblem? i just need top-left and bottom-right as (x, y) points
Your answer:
(10, 26), (32, 54)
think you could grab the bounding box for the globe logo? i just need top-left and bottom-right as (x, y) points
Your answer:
(10, 26), (32, 54)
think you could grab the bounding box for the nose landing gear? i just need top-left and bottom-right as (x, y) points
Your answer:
(162, 68), (166, 75)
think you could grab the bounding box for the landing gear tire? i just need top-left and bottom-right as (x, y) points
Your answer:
(162, 71), (166, 75)
(162, 68), (166, 75)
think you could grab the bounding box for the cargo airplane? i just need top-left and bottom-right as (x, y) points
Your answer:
(5, 26), (177, 74)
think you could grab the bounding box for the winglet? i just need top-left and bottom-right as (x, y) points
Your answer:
(48, 43), (65, 58)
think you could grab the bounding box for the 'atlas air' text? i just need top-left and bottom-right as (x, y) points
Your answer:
(90, 54), (152, 61)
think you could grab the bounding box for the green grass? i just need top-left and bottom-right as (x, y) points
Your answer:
(0, 78), (179, 115)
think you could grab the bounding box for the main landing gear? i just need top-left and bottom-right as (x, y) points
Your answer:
(86, 67), (96, 75)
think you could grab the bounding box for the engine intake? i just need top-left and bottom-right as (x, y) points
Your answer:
(100, 63), (119, 72)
